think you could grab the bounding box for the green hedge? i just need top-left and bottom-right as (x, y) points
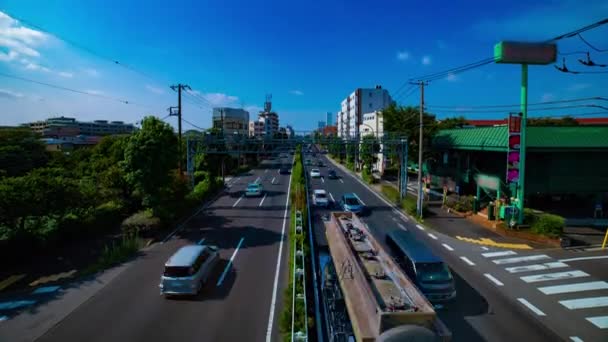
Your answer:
(446, 195), (474, 213)
(380, 185), (427, 217)
(362, 169), (376, 184)
(121, 209), (161, 235)
(531, 213), (564, 237)
(381, 185), (400, 204)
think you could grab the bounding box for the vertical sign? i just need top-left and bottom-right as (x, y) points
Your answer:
(507, 113), (522, 184)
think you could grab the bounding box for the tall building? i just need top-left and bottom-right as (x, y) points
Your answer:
(326, 112), (333, 126)
(249, 121), (265, 138)
(28, 116), (135, 137)
(337, 85), (393, 139)
(359, 110), (385, 173)
(212, 107), (249, 135)
(285, 125), (295, 138)
(257, 94), (279, 136)
(318, 121), (326, 129)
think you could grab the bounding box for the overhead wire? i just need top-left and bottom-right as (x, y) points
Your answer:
(577, 34), (608, 52)
(427, 96), (608, 109)
(182, 117), (206, 131)
(429, 104), (608, 114)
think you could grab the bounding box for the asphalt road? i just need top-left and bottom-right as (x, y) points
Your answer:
(20, 157), (294, 342)
(304, 151), (562, 342)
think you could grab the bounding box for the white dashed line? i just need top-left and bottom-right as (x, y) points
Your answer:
(329, 193), (335, 202)
(460, 256), (475, 266)
(217, 237), (244, 287)
(271, 177), (276, 184)
(442, 243), (454, 251)
(428, 233), (438, 240)
(484, 273), (504, 286)
(197, 238), (206, 245)
(232, 195), (244, 207)
(517, 298), (546, 316)
(259, 193), (268, 207)
(339, 179), (344, 184)
(321, 177), (325, 183)
(586, 316), (608, 329)
(482, 250), (517, 258)
(569, 337), (584, 342)
(559, 296), (608, 310)
(416, 224), (425, 231)
(397, 223), (407, 231)
(481, 246), (489, 251)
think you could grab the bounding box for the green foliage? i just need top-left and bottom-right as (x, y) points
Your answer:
(437, 116), (468, 129)
(121, 209), (161, 235)
(381, 185), (400, 203)
(528, 116), (579, 126)
(84, 233), (143, 274)
(362, 168), (375, 184)
(447, 195), (475, 212)
(381, 104), (437, 162)
(0, 127), (49, 177)
(123, 116), (178, 212)
(529, 212), (565, 237)
(360, 135), (378, 175)
(401, 196), (418, 216)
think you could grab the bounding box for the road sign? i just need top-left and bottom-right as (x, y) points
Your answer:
(494, 41), (557, 65)
(476, 174), (500, 191)
(507, 113), (522, 184)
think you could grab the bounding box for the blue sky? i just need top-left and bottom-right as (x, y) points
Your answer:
(1, 0), (607, 131)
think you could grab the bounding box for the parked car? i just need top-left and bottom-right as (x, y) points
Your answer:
(339, 193), (365, 214)
(310, 169), (321, 178)
(279, 166), (290, 174)
(159, 245), (220, 296)
(327, 169), (338, 179)
(245, 183), (263, 197)
(312, 189), (330, 207)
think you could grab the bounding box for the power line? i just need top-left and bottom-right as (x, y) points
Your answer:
(182, 90), (212, 109)
(427, 96), (608, 109)
(530, 110), (608, 118)
(430, 104), (608, 114)
(184, 88), (214, 108)
(546, 18), (608, 42)
(577, 34), (608, 53)
(395, 86), (419, 103)
(182, 117), (206, 131)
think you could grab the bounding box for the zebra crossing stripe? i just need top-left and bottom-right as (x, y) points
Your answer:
(586, 316), (608, 329)
(538, 281), (608, 295)
(505, 262), (568, 274)
(559, 296), (608, 310)
(493, 254), (550, 265)
(482, 251), (516, 258)
(520, 270), (589, 283)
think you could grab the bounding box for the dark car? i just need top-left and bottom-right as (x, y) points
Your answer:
(317, 160), (324, 167)
(279, 166), (290, 174)
(327, 169), (338, 179)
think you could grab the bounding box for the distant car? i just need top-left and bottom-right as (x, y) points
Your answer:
(279, 153), (288, 159)
(279, 166), (290, 174)
(245, 183), (263, 197)
(327, 169), (338, 179)
(317, 160), (324, 167)
(310, 169), (321, 178)
(305, 159), (313, 165)
(340, 193), (365, 214)
(160, 245), (220, 296)
(312, 189), (330, 207)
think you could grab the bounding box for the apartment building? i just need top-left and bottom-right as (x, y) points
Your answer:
(212, 107), (249, 135)
(337, 85), (393, 139)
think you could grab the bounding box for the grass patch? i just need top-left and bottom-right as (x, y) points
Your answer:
(381, 185), (400, 203)
(82, 233), (144, 275)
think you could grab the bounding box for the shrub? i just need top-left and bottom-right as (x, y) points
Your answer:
(92, 200), (127, 230)
(523, 208), (539, 225)
(531, 213), (564, 237)
(362, 169), (375, 184)
(401, 196), (417, 215)
(121, 209), (161, 235)
(85, 233), (143, 274)
(447, 195), (475, 213)
(381, 185), (400, 204)
(346, 161), (355, 171)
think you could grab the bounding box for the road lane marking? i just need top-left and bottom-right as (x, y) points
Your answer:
(216, 237), (245, 287)
(232, 195), (244, 207)
(484, 273), (504, 286)
(460, 256), (475, 266)
(265, 169), (268, 173)
(442, 243), (454, 251)
(32, 286), (61, 295)
(538, 281), (608, 295)
(482, 250), (517, 258)
(266, 168), (294, 342)
(0, 274), (26, 291)
(520, 270), (589, 283)
(517, 298), (546, 316)
(587, 316), (608, 329)
(428, 233), (438, 240)
(353, 193), (366, 205)
(259, 193), (268, 207)
(392, 217), (398, 221)
(339, 179), (344, 183)
(0, 300), (36, 310)
(481, 247), (489, 251)
(506, 262), (568, 274)
(559, 256), (608, 263)
(255, 177), (261, 183)
(329, 192), (335, 202)
(29, 270), (77, 287)
(197, 238), (206, 245)
(457, 236), (532, 249)
(271, 177), (276, 184)
(321, 177), (325, 183)
(569, 337), (583, 342)
(416, 224), (425, 231)
(559, 296), (608, 310)
(397, 223), (407, 231)
(493, 254), (550, 265)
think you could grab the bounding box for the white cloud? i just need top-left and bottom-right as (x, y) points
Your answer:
(83, 68), (100, 77)
(422, 56), (431, 65)
(85, 89), (105, 96)
(290, 90), (304, 96)
(0, 49), (17, 61)
(446, 72), (458, 82)
(245, 105), (263, 114)
(541, 93), (555, 102)
(145, 84), (165, 94)
(200, 92), (239, 107)
(58, 71), (73, 78)
(0, 12), (48, 63)
(0, 88), (24, 99)
(568, 83), (591, 92)
(24, 62), (50, 72)
(396, 51), (410, 61)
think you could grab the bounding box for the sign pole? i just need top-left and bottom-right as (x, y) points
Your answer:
(518, 64), (528, 224)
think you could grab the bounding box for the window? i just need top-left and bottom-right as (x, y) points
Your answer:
(163, 266), (191, 277)
(192, 250), (211, 273)
(369, 103), (373, 108)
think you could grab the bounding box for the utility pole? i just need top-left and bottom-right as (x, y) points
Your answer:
(170, 83), (191, 173)
(410, 80), (427, 217)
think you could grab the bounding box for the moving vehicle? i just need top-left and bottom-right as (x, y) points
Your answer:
(310, 168), (321, 178)
(339, 193), (365, 214)
(245, 182), (264, 197)
(317, 160), (324, 167)
(306, 159), (313, 165)
(313, 189), (330, 207)
(386, 230), (456, 302)
(327, 169), (338, 179)
(279, 166), (290, 174)
(159, 245), (220, 296)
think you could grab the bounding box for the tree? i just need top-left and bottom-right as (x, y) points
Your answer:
(360, 135), (378, 174)
(123, 116), (178, 211)
(528, 116), (579, 126)
(0, 127), (48, 177)
(382, 104), (437, 163)
(437, 116), (468, 129)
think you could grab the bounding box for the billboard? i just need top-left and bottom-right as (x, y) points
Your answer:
(507, 113), (522, 184)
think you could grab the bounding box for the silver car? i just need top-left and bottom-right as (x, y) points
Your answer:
(160, 245), (220, 296)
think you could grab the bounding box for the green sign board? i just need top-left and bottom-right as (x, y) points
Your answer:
(494, 41), (557, 65)
(476, 174), (500, 191)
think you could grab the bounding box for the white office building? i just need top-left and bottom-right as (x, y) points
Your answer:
(337, 85), (393, 139)
(359, 110), (385, 174)
(249, 120), (265, 138)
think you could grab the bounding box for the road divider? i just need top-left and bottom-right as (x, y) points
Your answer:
(216, 237), (244, 287)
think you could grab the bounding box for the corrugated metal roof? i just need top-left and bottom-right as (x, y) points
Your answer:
(433, 126), (608, 151)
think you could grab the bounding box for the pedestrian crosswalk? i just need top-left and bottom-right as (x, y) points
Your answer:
(480, 249), (608, 333)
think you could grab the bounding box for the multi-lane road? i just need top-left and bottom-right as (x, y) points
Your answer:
(304, 149), (608, 342)
(0, 157), (294, 342)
